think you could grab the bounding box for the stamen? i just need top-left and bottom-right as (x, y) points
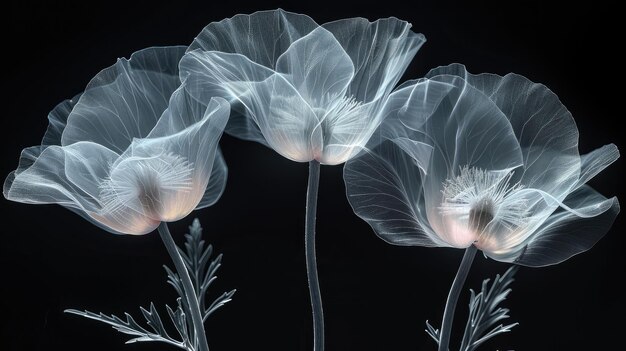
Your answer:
(321, 94), (363, 125)
(99, 153), (193, 216)
(440, 166), (528, 233)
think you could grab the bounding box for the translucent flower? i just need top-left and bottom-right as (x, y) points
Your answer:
(344, 63), (620, 267)
(176, 10), (425, 350)
(4, 47), (230, 235)
(179, 9), (425, 165)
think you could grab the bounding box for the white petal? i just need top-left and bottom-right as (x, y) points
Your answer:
(323, 17), (425, 103)
(414, 75), (523, 245)
(181, 51), (320, 162)
(2, 143), (159, 235)
(275, 26), (354, 109)
(476, 187), (555, 260)
(149, 87), (229, 209)
(344, 140), (444, 247)
(513, 186), (619, 266)
(188, 9), (319, 68)
(4, 145), (106, 210)
(325, 79), (453, 166)
(575, 144), (620, 189)
(261, 74), (322, 161)
(199, 148), (228, 209)
(61, 46), (186, 152)
(317, 100), (376, 165)
(426, 64), (582, 201)
(63, 142), (119, 201)
(88, 210), (161, 235)
(385, 78), (456, 132)
(116, 97), (230, 222)
(42, 94), (82, 146)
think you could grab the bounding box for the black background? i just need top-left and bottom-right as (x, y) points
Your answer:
(1, 1), (623, 350)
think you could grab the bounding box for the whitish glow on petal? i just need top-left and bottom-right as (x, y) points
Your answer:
(275, 27), (354, 109)
(344, 140), (444, 247)
(323, 17), (425, 103)
(100, 153), (193, 218)
(346, 64), (620, 264)
(188, 9), (319, 68)
(513, 186), (620, 266)
(180, 51), (320, 163)
(4, 48), (229, 235)
(431, 167), (528, 248)
(316, 94), (371, 165)
(183, 12), (425, 166)
(440, 167), (528, 231)
(425, 64), (582, 201)
(61, 47), (186, 152)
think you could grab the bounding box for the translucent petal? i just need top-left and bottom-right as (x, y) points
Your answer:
(275, 26), (354, 109)
(476, 188), (556, 259)
(426, 64), (581, 200)
(42, 93), (82, 146)
(323, 17), (425, 103)
(114, 97), (229, 222)
(381, 78), (456, 134)
(179, 50), (273, 151)
(259, 74), (322, 162)
(149, 85), (229, 209)
(223, 110), (267, 148)
(471, 183), (618, 264)
(316, 99), (375, 165)
(88, 209), (161, 235)
(4, 46), (229, 235)
(188, 9), (319, 68)
(1, 143), (158, 235)
(412, 75), (524, 247)
(575, 144), (620, 189)
(513, 186), (620, 266)
(344, 140), (444, 247)
(4, 145), (101, 210)
(63, 142), (120, 201)
(61, 46), (186, 152)
(181, 51), (320, 162)
(407, 75), (523, 172)
(328, 79), (453, 166)
(199, 148), (228, 209)
(180, 50), (275, 143)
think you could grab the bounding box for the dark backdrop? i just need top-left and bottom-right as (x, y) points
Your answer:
(1, 1), (623, 350)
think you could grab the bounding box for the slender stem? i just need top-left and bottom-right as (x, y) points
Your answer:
(158, 222), (210, 351)
(438, 245), (478, 351)
(305, 160), (324, 351)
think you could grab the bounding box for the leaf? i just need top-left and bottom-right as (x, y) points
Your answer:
(425, 320), (440, 344)
(460, 266), (519, 351)
(426, 266), (518, 351)
(168, 218), (236, 318)
(204, 289), (237, 321)
(64, 308), (187, 349)
(65, 218), (234, 351)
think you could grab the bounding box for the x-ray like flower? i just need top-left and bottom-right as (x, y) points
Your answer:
(180, 9), (425, 165)
(4, 47), (229, 235)
(345, 63), (619, 264)
(177, 9), (425, 350)
(344, 64), (619, 350)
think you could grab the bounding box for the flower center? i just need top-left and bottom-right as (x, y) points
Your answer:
(468, 198), (494, 233)
(317, 94), (363, 132)
(100, 153), (193, 219)
(440, 166), (528, 238)
(324, 95), (362, 119)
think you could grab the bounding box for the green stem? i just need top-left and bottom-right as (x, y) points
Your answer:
(438, 245), (477, 351)
(158, 222), (209, 351)
(305, 160), (324, 351)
